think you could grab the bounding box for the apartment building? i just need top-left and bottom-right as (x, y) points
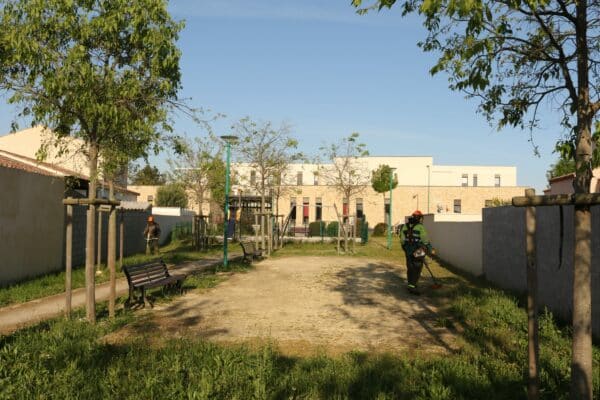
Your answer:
(233, 156), (527, 225)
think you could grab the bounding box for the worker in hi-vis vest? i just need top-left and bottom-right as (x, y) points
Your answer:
(400, 210), (433, 295)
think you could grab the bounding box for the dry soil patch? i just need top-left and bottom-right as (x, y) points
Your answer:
(109, 256), (457, 356)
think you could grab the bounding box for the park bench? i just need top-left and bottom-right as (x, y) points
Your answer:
(122, 259), (186, 307)
(240, 240), (263, 263)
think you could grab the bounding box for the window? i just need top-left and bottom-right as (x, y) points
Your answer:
(147, 195), (154, 202)
(356, 198), (364, 219)
(315, 197), (322, 221)
(461, 174), (468, 187)
(297, 171), (303, 186)
(384, 198), (390, 218)
(250, 170), (256, 186)
(473, 174), (478, 187)
(313, 173), (319, 186)
(495, 174), (501, 187)
(485, 200), (493, 208)
(302, 197), (310, 224)
(454, 199), (462, 213)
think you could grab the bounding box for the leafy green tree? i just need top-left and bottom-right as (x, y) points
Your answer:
(156, 183), (188, 208)
(352, 0), (599, 395)
(546, 157), (576, 180)
(0, 0), (184, 323)
(371, 164), (398, 218)
(168, 135), (226, 215)
(130, 163), (167, 186)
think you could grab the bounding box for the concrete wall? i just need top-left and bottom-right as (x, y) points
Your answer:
(80, 209), (149, 267)
(483, 206), (600, 337)
(423, 214), (483, 276)
(152, 207), (194, 244)
(0, 167), (65, 285)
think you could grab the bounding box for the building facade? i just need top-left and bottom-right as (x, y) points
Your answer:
(233, 156), (527, 226)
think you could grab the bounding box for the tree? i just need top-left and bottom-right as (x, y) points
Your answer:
(130, 163), (167, 186)
(352, 0), (598, 396)
(546, 157), (576, 180)
(371, 164), (398, 220)
(318, 132), (370, 208)
(168, 135), (226, 215)
(156, 183), (188, 208)
(0, 0), (184, 323)
(318, 133), (370, 248)
(233, 117), (302, 246)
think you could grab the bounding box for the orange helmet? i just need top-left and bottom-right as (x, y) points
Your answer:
(412, 210), (423, 217)
(148, 216), (154, 222)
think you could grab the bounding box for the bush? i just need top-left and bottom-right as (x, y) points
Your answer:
(358, 219), (369, 244)
(171, 222), (192, 241)
(156, 183), (188, 208)
(326, 221), (339, 237)
(308, 221), (326, 237)
(372, 222), (388, 236)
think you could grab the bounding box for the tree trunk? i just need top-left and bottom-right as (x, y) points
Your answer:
(571, 2), (593, 397)
(108, 180), (117, 319)
(85, 141), (98, 323)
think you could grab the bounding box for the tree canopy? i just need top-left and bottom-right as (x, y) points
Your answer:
(317, 132), (370, 205)
(168, 135), (226, 214)
(156, 183), (188, 208)
(130, 163), (167, 186)
(371, 164), (398, 196)
(232, 117), (302, 211)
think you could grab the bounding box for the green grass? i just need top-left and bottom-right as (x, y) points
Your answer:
(1, 237), (598, 399)
(0, 240), (226, 307)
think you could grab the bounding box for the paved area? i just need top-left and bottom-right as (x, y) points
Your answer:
(0, 254), (241, 335)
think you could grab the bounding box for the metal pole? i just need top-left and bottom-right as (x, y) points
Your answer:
(223, 141), (231, 269)
(387, 169), (393, 250)
(65, 204), (73, 319)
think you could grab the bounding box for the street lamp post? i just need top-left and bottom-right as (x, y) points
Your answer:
(220, 135), (238, 269)
(387, 168), (396, 250)
(426, 165), (431, 214)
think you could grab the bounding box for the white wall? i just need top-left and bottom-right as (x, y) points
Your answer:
(423, 214), (483, 276)
(151, 207), (194, 244)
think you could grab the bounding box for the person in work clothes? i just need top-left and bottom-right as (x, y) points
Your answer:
(400, 210), (433, 295)
(143, 215), (161, 255)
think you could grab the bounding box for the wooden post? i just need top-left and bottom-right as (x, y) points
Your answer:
(119, 210), (124, 270)
(267, 214), (272, 256)
(108, 182), (117, 318)
(65, 204), (73, 319)
(525, 188), (540, 400)
(96, 209), (102, 273)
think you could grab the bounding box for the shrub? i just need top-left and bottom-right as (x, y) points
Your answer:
(372, 222), (388, 236)
(156, 183), (188, 208)
(326, 221), (339, 237)
(308, 221), (326, 237)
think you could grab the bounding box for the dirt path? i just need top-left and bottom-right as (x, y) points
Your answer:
(113, 256), (458, 356)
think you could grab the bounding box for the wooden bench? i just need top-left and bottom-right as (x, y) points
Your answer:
(240, 241), (263, 263)
(122, 260), (186, 307)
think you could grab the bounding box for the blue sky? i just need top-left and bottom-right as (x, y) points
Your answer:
(0, 0), (567, 191)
